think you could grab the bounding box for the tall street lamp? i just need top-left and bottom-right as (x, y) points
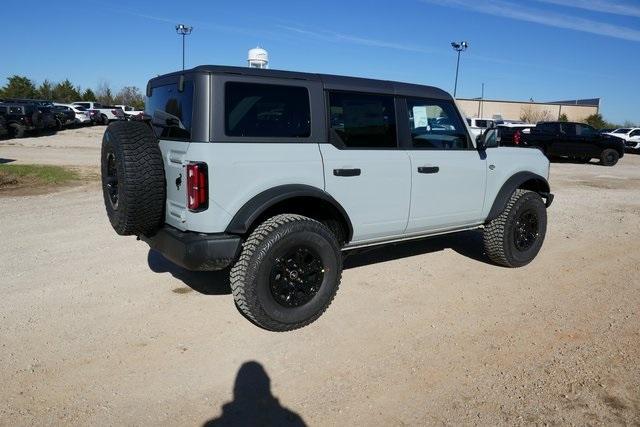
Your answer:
(175, 24), (193, 71)
(451, 41), (469, 98)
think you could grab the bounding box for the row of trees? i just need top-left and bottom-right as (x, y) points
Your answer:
(519, 105), (634, 129)
(0, 75), (145, 110)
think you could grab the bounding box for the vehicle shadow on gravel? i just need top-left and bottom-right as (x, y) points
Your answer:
(146, 250), (232, 295)
(344, 230), (490, 269)
(203, 361), (306, 426)
(147, 231), (494, 295)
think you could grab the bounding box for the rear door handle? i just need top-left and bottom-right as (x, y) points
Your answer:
(417, 166), (439, 174)
(333, 168), (361, 177)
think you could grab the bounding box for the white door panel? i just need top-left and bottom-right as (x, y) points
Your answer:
(406, 150), (486, 233)
(320, 144), (411, 242)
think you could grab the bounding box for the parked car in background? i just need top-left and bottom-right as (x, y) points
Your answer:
(496, 123), (534, 147)
(0, 98), (57, 132)
(0, 102), (40, 137)
(605, 128), (640, 151)
(114, 104), (144, 120)
(521, 122), (625, 166)
(54, 103), (91, 126)
(466, 117), (496, 139)
(0, 113), (8, 138)
(72, 102), (126, 124)
(52, 105), (76, 129)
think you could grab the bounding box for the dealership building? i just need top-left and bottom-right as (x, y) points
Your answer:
(456, 97), (600, 122)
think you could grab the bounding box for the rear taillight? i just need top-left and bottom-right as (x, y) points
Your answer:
(186, 162), (208, 211)
(514, 130), (521, 145)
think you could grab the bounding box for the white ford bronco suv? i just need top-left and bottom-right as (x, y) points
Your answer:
(101, 65), (553, 331)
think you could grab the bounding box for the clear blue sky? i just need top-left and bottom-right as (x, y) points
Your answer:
(2, 0), (639, 123)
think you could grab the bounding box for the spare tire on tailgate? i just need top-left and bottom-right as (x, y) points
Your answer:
(101, 121), (165, 236)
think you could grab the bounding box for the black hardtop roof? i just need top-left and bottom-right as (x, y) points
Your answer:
(150, 65), (452, 100)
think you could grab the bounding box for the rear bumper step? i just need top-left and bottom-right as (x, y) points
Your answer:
(140, 226), (242, 271)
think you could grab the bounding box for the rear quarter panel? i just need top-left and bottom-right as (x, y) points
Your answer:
(160, 141), (325, 233)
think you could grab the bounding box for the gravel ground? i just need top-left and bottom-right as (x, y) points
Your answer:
(1, 127), (639, 425)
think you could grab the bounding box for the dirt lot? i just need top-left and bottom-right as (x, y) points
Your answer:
(1, 127), (639, 425)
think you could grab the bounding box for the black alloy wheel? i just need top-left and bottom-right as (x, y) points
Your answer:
(269, 246), (325, 308)
(513, 209), (539, 252)
(105, 152), (119, 209)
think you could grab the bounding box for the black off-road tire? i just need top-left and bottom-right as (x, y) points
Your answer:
(101, 121), (165, 236)
(230, 214), (342, 332)
(600, 148), (619, 166)
(9, 123), (25, 138)
(483, 189), (547, 268)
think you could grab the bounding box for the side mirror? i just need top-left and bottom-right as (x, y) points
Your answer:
(476, 133), (486, 150)
(477, 128), (499, 150)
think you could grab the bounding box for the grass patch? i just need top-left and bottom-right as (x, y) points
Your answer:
(0, 164), (80, 190)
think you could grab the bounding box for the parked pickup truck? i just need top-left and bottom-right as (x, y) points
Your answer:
(521, 121), (625, 166)
(72, 102), (126, 125)
(114, 104), (144, 119)
(605, 128), (640, 151)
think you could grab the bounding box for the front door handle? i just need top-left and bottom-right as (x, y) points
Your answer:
(333, 168), (361, 177)
(417, 166), (439, 174)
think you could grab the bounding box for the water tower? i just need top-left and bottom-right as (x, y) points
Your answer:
(247, 47), (269, 69)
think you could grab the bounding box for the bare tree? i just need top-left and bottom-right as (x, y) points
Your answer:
(113, 86), (145, 110)
(520, 105), (554, 124)
(96, 80), (114, 105)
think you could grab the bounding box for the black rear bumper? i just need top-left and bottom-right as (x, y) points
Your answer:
(141, 226), (242, 271)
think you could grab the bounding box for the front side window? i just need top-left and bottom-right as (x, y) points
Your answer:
(406, 98), (469, 150)
(146, 81), (194, 140)
(225, 82), (310, 138)
(329, 92), (396, 148)
(630, 130), (640, 137)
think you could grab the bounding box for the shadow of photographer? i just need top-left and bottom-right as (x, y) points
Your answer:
(203, 361), (306, 427)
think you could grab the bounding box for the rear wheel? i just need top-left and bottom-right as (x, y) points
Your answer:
(600, 148), (619, 166)
(483, 189), (547, 268)
(230, 214), (342, 331)
(101, 114), (109, 125)
(9, 123), (25, 138)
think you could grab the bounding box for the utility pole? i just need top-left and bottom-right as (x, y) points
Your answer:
(175, 24), (193, 71)
(480, 83), (485, 118)
(451, 41), (469, 98)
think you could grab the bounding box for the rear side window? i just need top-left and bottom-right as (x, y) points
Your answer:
(225, 82), (310, 138)
(329, 91), (396, 148)
(146, 81), (194, 140)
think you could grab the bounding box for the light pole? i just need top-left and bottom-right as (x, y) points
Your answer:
(451, 41), (469, 98)
(175, 24), (193, 71)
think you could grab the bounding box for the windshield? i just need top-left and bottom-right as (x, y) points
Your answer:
(614, 129), (631, 134)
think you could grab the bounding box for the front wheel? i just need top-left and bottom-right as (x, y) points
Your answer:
(483, 189), (547, 268)
(230, 214), (342, 331)
(600, 149), (619, 166)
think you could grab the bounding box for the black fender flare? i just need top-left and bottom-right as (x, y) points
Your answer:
(485, 172), (552, 222)
(225, 184), (354, 241)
